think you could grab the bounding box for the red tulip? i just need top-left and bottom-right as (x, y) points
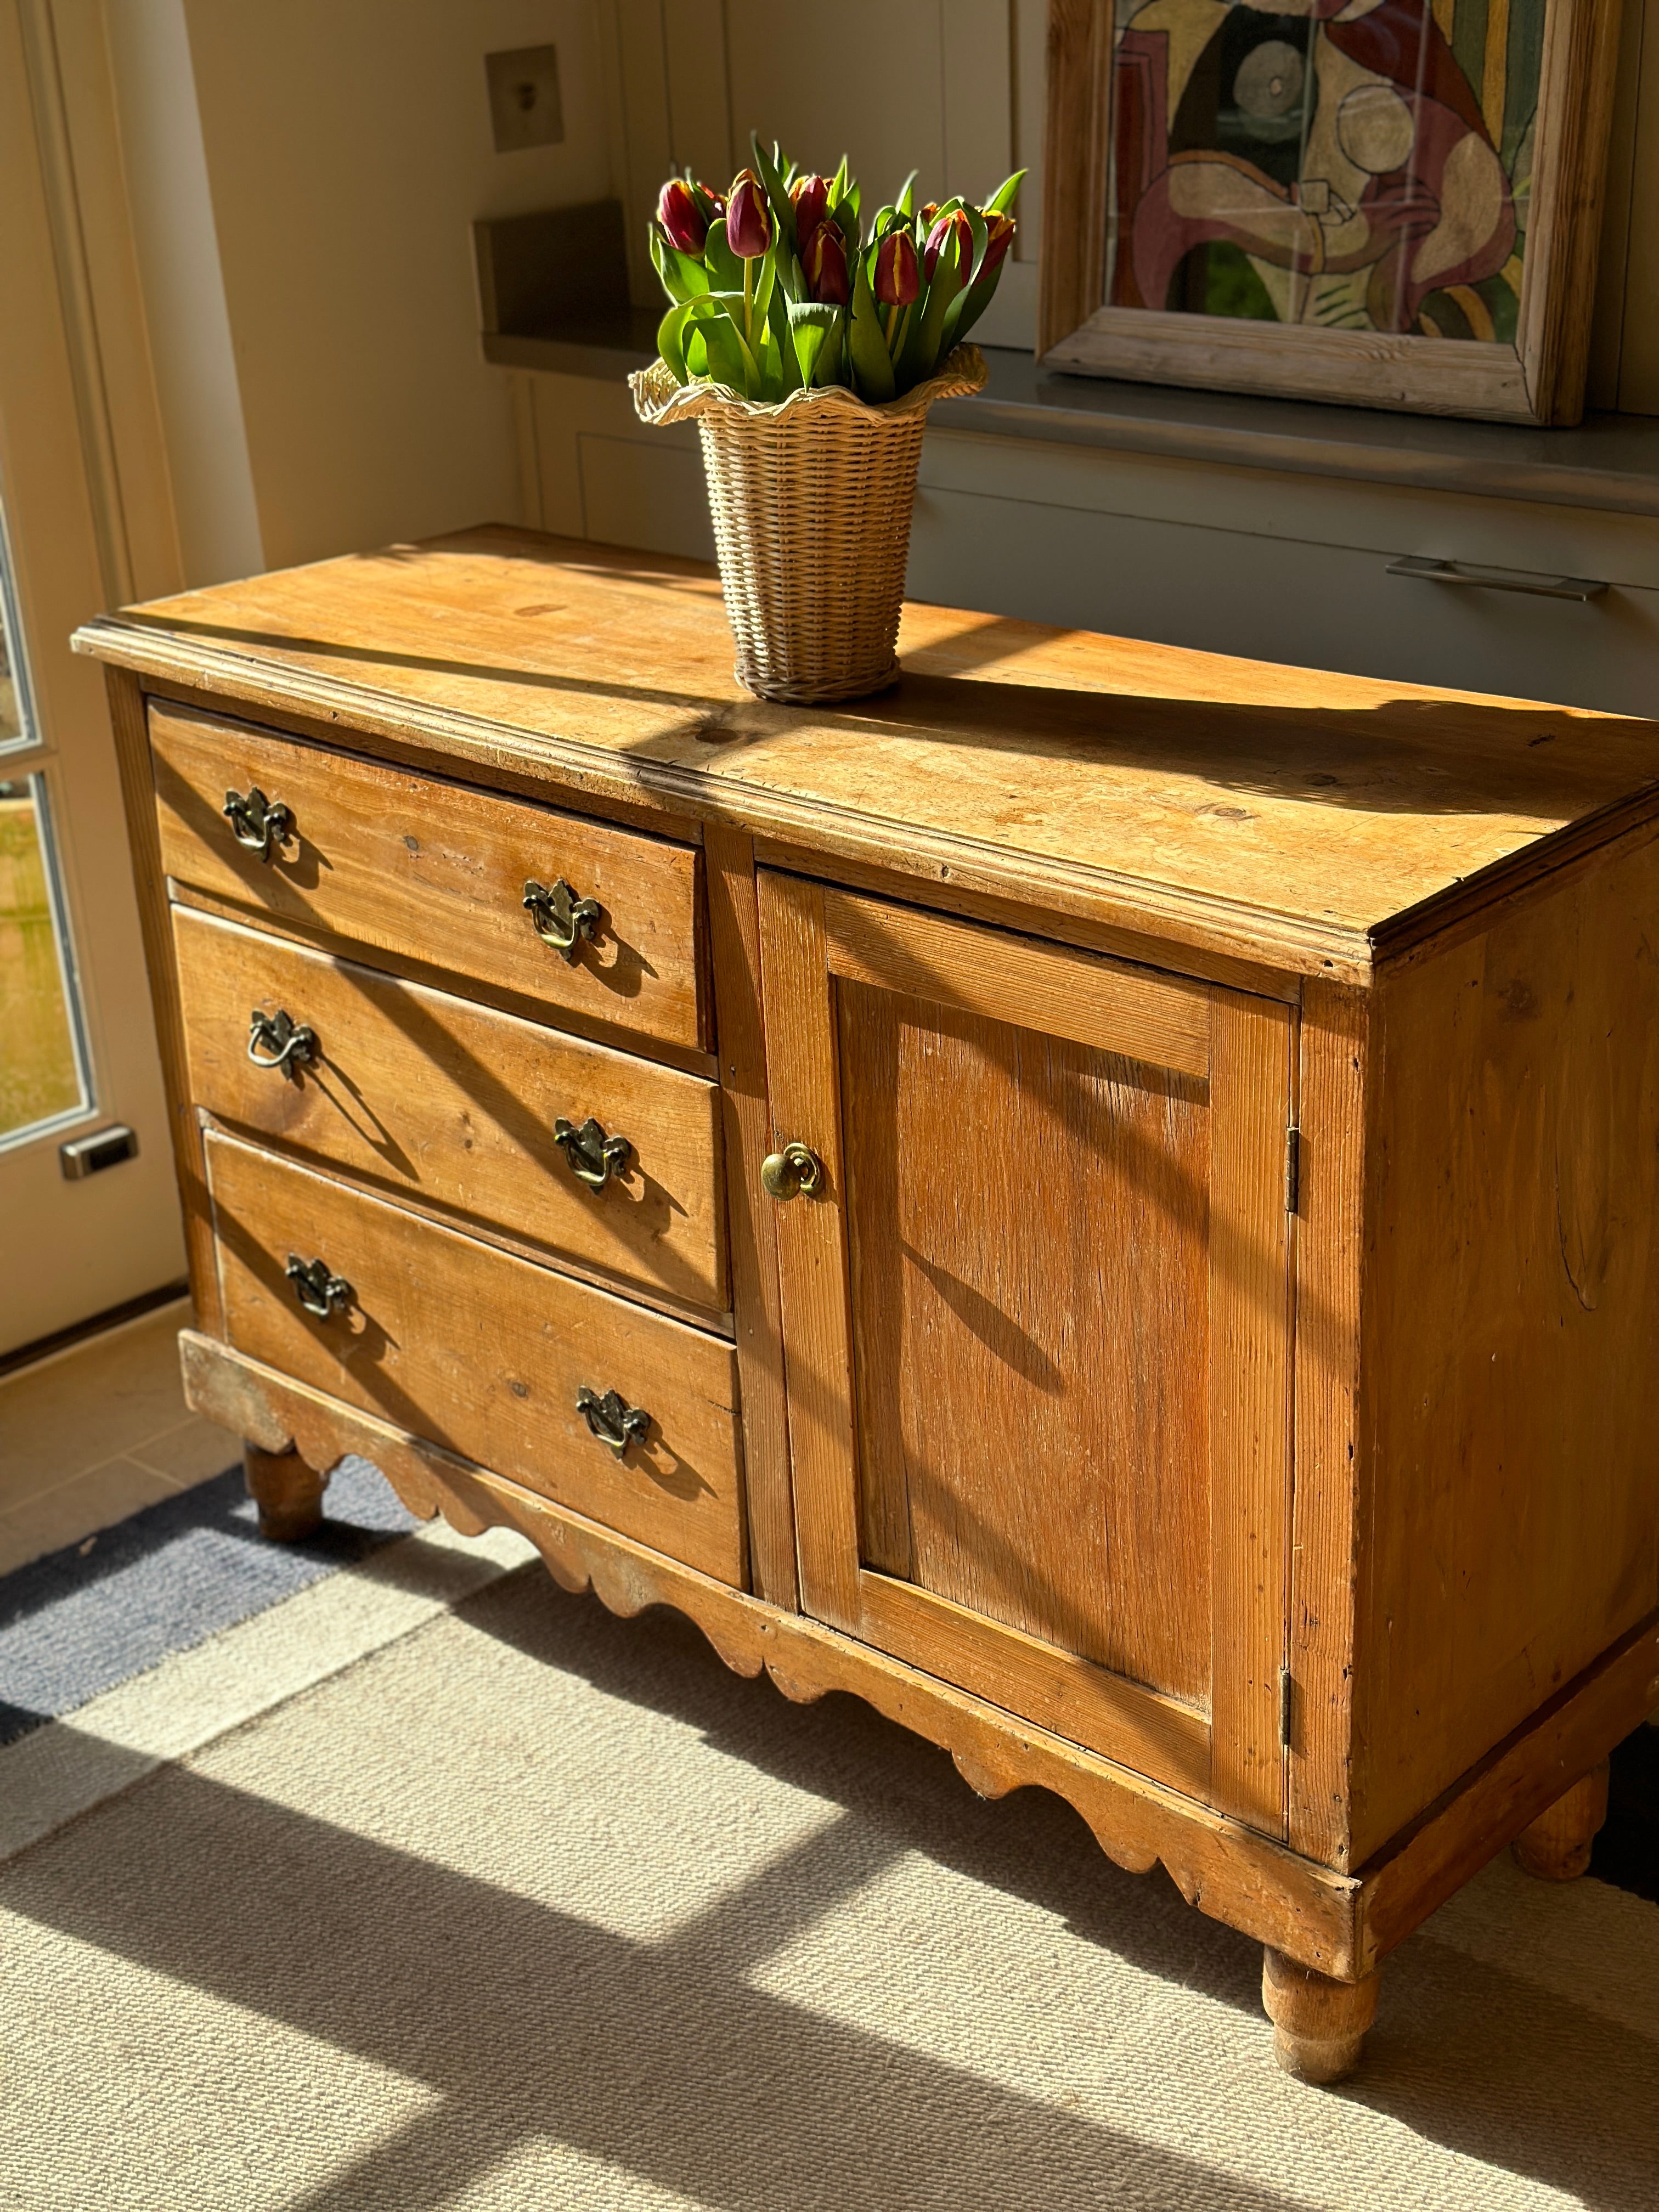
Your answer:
(923, 207), (974, 283)
(790, 174), (831, 252)
(803, 221), (850, 306)
(726, 169), (772, 260)
(981, 210), (1015, 276)
(657, 179), (707, 256)
(874, 229), (919, 307)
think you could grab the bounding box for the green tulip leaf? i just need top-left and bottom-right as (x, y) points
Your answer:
(657, 301), (696, 382)
(986, 168), (1028, 216)
(752, 239), (777, 331)
(703, 218), (742, 291)
(703, 292), (766, 395)
(895, 169), (918, 219)
(651, 231), (711, 305)
(848, 257), (896, 403)
(750, 132), (797, 256)
(769, 284), (804, 393)
(904, 226), (967, 385)
(787, 298), (840, 387)
(964, 206), (989, 287)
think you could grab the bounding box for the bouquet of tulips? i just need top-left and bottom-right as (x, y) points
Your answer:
(651, 131), (1023, 404)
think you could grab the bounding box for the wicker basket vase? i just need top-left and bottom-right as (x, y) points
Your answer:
(630, 345), (987, 705)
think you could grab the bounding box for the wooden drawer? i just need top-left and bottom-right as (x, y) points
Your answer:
(149, 702), (708, 1051)
(204, 1131), (744, 1584)
(173, 907), (727, 1316)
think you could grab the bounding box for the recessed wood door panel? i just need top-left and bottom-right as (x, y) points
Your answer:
(149, 703), (709, 1051)
(205, 1130), (744, 1584)
(173, 907), (726, 1316)
(759, 875), (1293, 1831)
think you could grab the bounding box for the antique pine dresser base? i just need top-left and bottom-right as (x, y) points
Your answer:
(79, 527), (1659, 2083)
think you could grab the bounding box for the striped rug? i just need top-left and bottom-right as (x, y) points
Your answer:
(1, 1475), (1655, 2210)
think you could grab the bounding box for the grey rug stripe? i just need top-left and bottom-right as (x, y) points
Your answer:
(0, 1455), (414, 1745)
(4, 1566), (1658, 2211)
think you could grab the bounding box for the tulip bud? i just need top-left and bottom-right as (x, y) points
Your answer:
(980, 210), (1015, 277)
(790, 174), (831, 252)
(923, 208), (974, 284)
(874, 229), (919, 308)
(802, 221), (850, 306)
(657, 178), (708, 257)
(725, 169), (772, 261)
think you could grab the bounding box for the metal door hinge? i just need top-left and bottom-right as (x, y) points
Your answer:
(1285, 1126), (1301, 1214)
(1278, 1665), (1294, 1750)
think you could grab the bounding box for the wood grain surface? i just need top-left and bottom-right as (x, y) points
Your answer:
(1350, 822), (1659, 1861)
(760, 871), (1296, 1809)
(150, 697), (709, 1050)
(173, 906), (727, 1313)
(72, 529), (1659, 988)
(177, 1326), (1368, 1978)
(703, 822), (799, 1609)
(204, 1129), (744, 1584)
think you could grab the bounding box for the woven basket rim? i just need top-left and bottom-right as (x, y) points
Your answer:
(630, 343), (987, 429)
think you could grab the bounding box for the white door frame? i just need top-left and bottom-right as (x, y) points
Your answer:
(0, 0), (187, 1352)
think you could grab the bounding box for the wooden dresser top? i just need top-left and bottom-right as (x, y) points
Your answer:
(75, 523), (1659, 988)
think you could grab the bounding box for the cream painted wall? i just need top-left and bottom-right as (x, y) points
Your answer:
(174, 0), (613, 574)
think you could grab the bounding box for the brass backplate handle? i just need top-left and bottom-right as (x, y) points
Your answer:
(576, 1384), (650, 1458)
(285, 1253), (354, 1320)
(761, 1141), (825, 1201)
(248, 1007), (318, 1081)
(223, 785), (294, 863)
(523, 877), (602, 963)
(554, 1115), (633, 1192)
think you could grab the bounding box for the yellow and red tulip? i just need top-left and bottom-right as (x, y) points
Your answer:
(726, 169), (772, 260)
(657, 179), (708, 256)
(874, 229), (919, 307)
(803, 221), (850, 306)
(789, 174), (831, 253)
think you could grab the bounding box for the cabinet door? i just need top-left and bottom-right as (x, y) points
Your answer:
(758, 874), (1293, 1836)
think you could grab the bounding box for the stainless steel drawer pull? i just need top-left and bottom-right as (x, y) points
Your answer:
(1386, 556), (1607, 602)
(523, 876), (601, 962)
(248, 1006), (318, 1080)
(554, 1115), (633, 1191)
(223, 784), (294, 860)
(576, 1384), (650, 1457)
(285, 1253), (354, 1319)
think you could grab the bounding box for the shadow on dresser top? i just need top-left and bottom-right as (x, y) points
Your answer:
(72, 523), (1659, 991)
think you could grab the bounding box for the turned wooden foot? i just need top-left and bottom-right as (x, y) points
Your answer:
(1511, 1759), (1610, 1881)
(1262, 1949), (1379, 2084)
(243, 1443), (329, 1541)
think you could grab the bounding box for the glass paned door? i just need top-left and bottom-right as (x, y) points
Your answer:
(0, 21), (186, 1355)
(0, 771), (90, 1141)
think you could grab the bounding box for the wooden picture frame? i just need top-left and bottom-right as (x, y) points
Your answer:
(1037, 0), (1623, 424)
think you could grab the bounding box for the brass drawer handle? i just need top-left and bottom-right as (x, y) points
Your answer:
(523, 876), (601, 963)
(577, 1384), (650, 1457)
(761, 1142), (825, 1201)
(285, 1253), (354, 1319)
(223, 785), (294, 862)
(248, 1007), (318, 1081)
(554, 1115), (633, 1192)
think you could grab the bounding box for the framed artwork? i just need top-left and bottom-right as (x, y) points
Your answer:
(1037, 0), (1622, 422)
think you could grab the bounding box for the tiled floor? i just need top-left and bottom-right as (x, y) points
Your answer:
(0, 1301), (238, 1576)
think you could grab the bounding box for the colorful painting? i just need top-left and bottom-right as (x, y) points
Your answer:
(1106, 0), (1544, 342)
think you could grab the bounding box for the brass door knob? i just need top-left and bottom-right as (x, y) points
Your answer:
(761, 1142), (825, 1201)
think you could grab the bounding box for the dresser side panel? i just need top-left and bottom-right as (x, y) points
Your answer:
(1351, 833), (1659, 1863)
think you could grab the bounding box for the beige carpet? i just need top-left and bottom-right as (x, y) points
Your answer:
(3, 1537), (1658, 2210)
